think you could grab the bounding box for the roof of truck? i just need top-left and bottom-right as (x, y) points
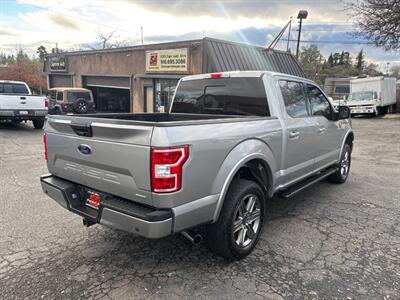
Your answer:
(181, 70), (313, 83)
(0, 80), (28, 84)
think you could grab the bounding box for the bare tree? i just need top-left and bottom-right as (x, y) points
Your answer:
(97, 30), (118, 49)
(346, 0), (400, 50)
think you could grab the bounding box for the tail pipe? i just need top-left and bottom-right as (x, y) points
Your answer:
(83, 218), (96, 227)
(181, 230), (203, 245)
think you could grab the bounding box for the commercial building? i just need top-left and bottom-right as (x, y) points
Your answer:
(44, 38), (304, 113)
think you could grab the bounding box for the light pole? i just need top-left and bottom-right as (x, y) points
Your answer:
(296, 10), (308, 60)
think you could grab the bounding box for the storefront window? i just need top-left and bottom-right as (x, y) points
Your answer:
(154, 79), (178, 112)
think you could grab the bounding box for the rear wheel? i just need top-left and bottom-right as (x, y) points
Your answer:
(32, 118), (45, 129)
(328, 143), (351, 184)
(73, 98), (89, 114)
(206, 179), (265, 260)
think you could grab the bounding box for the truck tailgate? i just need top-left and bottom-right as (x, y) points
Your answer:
(0, 95), (45, 110)
(45, 117), (154, 206)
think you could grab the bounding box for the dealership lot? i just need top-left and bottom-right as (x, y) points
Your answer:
(0, 118), (399, 299)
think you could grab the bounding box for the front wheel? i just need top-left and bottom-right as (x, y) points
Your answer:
(32, 118), (45, 129)
(206, 179), (265, 260)
(328, 143), (351, 184)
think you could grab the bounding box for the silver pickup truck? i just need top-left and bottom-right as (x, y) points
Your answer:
(40, 71), (353, 260)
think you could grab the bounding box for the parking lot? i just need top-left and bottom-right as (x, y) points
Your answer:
(0, 117), (399, 299)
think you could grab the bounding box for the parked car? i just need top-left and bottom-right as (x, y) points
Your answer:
(0, 80), (47, 129)
(48, 87), (95, 114)
(40, 71), (353, 260)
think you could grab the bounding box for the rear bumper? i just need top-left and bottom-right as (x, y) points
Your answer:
(40, 175), (173, 239)
(0, 109), (47, 118)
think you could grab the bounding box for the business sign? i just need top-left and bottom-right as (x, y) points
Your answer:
(145, 48), (188, 73)
(49, 55), (67, 71)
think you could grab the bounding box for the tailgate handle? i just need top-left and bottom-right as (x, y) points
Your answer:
(71, 124), (93, 137)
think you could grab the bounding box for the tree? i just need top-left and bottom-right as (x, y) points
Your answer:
(364, 63), (381, 77)
(339, 51), (345, 65)
(299, 44), (323, 81)
(37, 45), (47, 62)
(346, 0), (400, 50)
(390, 65), (400, 79)
(327, 54), (334, 67)
(97, 30), (117, 49)
(355, 49), (365, 74)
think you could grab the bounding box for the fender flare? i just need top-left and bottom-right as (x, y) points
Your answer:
(211, 139), (277, 222)
(338, 130), (354, 161)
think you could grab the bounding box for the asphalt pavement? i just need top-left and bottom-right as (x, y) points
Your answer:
(0, 117), (399, 299)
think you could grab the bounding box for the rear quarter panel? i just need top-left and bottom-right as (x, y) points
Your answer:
(151, 118), (282, 208)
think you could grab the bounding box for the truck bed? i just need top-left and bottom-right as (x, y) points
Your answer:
(51, 113), (267, 127)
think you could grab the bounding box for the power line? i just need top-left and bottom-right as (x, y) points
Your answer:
(282, 38), (373, 45)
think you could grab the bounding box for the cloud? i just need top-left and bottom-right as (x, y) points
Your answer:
(0, 28), (19, 36)
(46, 13), (80, 30)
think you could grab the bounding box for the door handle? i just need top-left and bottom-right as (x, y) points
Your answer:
(318, 127), (326, 133)
(289, 130), (300, 139)
(20, 101), (26, 104)
(20, 96), (26, 100)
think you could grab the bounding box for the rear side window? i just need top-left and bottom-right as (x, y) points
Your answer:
(49, 91), (57, 100)
(0, 83), (29, 94)
(67, 92), (91, 103)
(279, 80), (308, 118)
(171, 77), (269, 116)
(306, 84), (332, 119)
(56, 92), (63, 101)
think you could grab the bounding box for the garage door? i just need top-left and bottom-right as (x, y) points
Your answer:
(86, 86), (131, 113)
(49, 75), (73, 88)
(83, 76), (131, 113)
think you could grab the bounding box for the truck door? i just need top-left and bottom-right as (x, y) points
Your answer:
(305, 84), (344, 170)
(278, 80), (318, 183)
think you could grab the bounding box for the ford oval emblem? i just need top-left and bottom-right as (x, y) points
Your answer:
(78, 144), (92, 155)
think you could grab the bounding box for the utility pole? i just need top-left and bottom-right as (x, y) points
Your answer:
(287, 16), (292, 52)
(141, 27), (144, 45)
(296, 10), (308, 60)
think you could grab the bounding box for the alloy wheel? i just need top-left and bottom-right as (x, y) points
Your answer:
(232, 194), (261, 248)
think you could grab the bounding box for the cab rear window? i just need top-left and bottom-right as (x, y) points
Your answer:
(0, 83), (29, 94)
(171, 77), (269, 116)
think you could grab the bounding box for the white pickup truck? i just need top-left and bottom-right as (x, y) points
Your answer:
(0, 80), (48, 129)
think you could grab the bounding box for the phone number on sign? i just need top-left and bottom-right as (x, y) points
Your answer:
(160, 58), (186, 65)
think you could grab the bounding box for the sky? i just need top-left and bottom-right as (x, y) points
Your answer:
(0, 0), (399, 71)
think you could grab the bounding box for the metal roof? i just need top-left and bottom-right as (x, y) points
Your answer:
(202, 38), (305, 78)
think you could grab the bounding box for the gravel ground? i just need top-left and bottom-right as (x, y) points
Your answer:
(0, 117), (399, 299)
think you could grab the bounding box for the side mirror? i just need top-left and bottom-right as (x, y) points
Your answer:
(336, 106), (350, 120)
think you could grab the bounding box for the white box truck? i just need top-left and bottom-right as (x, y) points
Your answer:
(346, 76), (397, 116)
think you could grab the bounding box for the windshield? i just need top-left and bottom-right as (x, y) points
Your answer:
(171, 77), (269, 116)
(348, 91), (375, 101)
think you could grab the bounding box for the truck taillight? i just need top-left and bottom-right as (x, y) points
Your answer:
(44, 98), (49, 108)
(43, 133), (48, 162)
(151, 146), (189, 193)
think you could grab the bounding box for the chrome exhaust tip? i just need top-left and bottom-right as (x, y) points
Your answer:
(181, 230), (203, 245)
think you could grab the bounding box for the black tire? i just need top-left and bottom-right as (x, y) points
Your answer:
(32, 118), (45, 129)
(328, 143), (351, 184)
(73, 98), (89, 114)
(206, 179), (265, 260)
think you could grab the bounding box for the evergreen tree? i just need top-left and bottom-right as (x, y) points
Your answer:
(355, 49), (365, 74)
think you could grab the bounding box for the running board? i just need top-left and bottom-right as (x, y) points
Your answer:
(278, 167), (338, 199)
